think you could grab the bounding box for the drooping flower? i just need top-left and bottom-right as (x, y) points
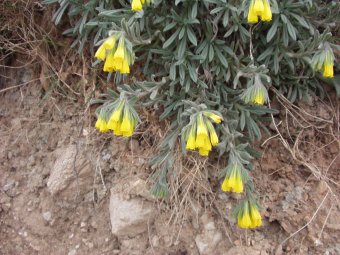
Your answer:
(323, 50), (334, 78)
(131, 0), (152, 12)
(186, 125), (197, 150)
(221, 162), (244, 193)
(95, 109), (110, 133)
(249, 203), (262, 228)
(131, 0), (143, 11)
(247, 0), (272, 24)
(237, 201), (252, 228)
(185, 112), (222, 156)
(96, 99), (139, 137)
(95, 35), (134, 75)
(95, 36), (116, 61)
(261, 0), (272, 21)
(311, 46), (335, 78)
(241, 77), (269, 105)
(236, 199), (262, 229)
(203, 112), (223, 124)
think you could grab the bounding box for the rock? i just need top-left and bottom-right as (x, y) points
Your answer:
(47, 145), (92, 200)
(109, 188), (155, 237)
(42, 211), (52, 222)
(195, 214), (222, 255)
(3, 179), (15, 191)
(68, 249), (77, 255)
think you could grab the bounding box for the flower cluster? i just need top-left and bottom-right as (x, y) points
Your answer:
(247, 0), (272, 23)
(131, 0), (152, 12)
(221, 162), (245, 193)
(95, 36), (133, 74)
(95, 98), (139, 137)
(185, 112), (222, 156)
(237, 199), (262, 229)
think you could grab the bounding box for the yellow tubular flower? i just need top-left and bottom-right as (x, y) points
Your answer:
(103, 50), (115, 72)
(203, 112), (222, 124)
(221, 163), (244, 193)
(113, 121), (123, 136)
(196, 115), (209, 148)
(120, 57), (130, 74)
(247, 0), (259, 24)
(323, 52), (334, 78)
(95, 36), (116, 61)
(121, 108), (134, 137)
(95, 44), (107, 61)
(254, 0), (264, 14)
(261, 0), (272, 22)
(249, 204), (262, 228)
(206, 120), (219, 146)
(254, 89), (265, 105)
(131, 0), (143, 11)
(113, 40), (125, 71)
(238, 202), (253, 229)
(186, 126), (197, 150)
(95, 116), (109, 133)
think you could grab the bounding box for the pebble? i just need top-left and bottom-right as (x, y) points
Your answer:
(3, 179), (15, 191)
(68, 249), (76, 255)
(42, 212), (52, 222)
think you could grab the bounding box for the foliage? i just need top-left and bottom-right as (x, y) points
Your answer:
(43, 0), (339, 228)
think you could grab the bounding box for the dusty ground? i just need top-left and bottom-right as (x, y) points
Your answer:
(0, 60), (339, 255)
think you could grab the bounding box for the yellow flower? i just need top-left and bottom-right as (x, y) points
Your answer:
(95, 45), (107, 61)
(120, 108), (135, 137)
(120, 57), (130, 74)
(247, 0), (272, 24)
(95, 37), (116, 61)
(323, 51), (334, 78)
(107, 102), (124, 130)
(103, 50), (115, 73)
(196, 115), (209, 148)
(206, 120), (219, 146)
(185, 112), (222, 156)
(247, 0), (259, 24)
(186, 126), (197, 150)
(221, 163), (244, 193)
(237, 202), (252, 228)
(132, 0), (143, 11)
(100, 99), (139, 137)
(113, 40), (125, 71)
(203, 112), (223, 124)
(253, 0), (264, 14)
(249, 204), (262, 228)
(95, 116), (109, 133)
(254, 88), (265, 105)
(261, 0), (272, 22)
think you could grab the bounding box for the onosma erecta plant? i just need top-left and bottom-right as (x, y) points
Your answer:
(44, 0), (339, 229)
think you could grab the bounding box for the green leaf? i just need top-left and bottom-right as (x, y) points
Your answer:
(267, 17), (279, 42)
(163, 29), (180, 48)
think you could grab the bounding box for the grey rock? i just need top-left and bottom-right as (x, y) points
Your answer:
(42, 212), (52, 222)
(47, 145), (92, 200)
(109, 188), (155, 237)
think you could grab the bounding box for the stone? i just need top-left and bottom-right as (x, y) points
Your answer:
(42, 211), (52, 222)
(68, 249), (76, 255)
(195, 214), (222, 255)
(109, 188), (155, 237)
(47, 145), (92, 200)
